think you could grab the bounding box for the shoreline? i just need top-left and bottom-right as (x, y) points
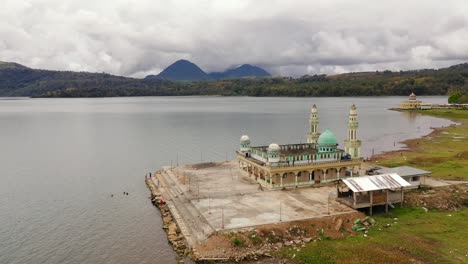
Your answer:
(145, 174), (190, 263)
(372, 121), (454, 160)
(372, 108), (468, 180)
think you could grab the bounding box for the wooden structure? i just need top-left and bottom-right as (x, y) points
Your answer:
(337, 173), (411, 215)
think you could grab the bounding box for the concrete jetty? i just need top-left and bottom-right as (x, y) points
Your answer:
(146, 160), (361, 261)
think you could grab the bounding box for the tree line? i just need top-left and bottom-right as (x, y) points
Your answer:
(1, 62), (468, 99)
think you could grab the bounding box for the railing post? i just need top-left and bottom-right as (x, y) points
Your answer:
(353, 192), (356, 208)
(385, 189), (389, 213)
(400, 187), (404, 207)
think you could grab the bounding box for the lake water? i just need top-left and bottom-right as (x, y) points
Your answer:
(0, 96), (453, 264)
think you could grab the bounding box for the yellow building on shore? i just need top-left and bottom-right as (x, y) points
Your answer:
(399, 92), (432, 109)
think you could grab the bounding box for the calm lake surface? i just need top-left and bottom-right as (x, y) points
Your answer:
(0, 96), (453, 264)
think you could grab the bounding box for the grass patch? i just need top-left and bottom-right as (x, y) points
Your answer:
(377, 109), (468, 180)
(246, 231), (263, 246)
(277, 207), (468, 263)
(232, 236), (246, 247)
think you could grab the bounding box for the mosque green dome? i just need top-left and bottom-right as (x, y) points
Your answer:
(317, 129), (337, 145)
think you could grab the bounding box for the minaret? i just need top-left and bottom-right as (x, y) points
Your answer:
(307, 104), (320, 143)
(344, 104), (362, 158)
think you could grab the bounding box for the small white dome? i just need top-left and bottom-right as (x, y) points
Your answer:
(240, 135), (250, 142)
(268, 143), (280, 151)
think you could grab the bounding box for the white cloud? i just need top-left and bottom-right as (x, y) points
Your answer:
(0, 0), (467, 77)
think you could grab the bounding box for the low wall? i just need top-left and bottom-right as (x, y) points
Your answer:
(145, 176), (189, 259)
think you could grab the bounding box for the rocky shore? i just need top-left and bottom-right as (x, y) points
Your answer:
(145, 175), (189, 262)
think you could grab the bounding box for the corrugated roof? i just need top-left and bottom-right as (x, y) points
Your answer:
(342, 173), (411, 192)
(376, 166), (431, 177)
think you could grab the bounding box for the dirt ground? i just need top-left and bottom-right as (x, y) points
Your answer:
(404, 184), (468, 211)
(194, 211), (364, 262)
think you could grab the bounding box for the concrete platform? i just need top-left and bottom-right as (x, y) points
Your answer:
(193, 186), (354, 230)
(158, 161), (356, 243)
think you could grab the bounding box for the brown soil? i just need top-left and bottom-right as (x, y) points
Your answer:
(455, 150), (468, 159)
(194, 211), (364, 262)
(404, 184), (468, 210)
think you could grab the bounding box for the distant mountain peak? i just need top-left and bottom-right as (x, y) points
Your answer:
(237, 64), (256, 68)
(146, 59), (209, 81)
(209, 64), (270, 79)
(145, 60), (271, 81)
(174, 59), (192, 63)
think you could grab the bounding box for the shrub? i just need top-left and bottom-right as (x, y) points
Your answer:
(232, 237), (246, 247)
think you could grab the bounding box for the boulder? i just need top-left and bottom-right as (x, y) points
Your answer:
(168, 223), (178, 236)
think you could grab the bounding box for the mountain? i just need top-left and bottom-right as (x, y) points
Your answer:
(146, 59), (209, 81)
(209, 64), (271, 79)
(145, 60), (271, 80)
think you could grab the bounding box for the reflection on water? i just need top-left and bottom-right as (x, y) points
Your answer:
(0, 96), (453, 264)
(401, 110), (418, 123)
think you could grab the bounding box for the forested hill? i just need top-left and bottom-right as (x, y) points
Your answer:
(0, 60), (467, 97)
(0, 61), (175, 97)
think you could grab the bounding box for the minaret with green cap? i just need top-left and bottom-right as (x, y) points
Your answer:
(344, 104), (362, 158)
(307, 104), (320, 143)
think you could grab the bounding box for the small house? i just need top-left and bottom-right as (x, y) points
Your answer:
(337, 173), (411, 215)
(375, 166), (431, 188)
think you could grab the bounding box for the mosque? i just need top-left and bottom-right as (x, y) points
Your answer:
(399, 92), (432, 110)
(236, 104), (363, 190)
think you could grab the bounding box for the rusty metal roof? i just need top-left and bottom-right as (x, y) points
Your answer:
(342, 173), (411, 192)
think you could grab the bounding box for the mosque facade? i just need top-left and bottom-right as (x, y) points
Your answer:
(236, 104), (363, 190)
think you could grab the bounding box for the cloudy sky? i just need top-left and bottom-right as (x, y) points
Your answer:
(1, 0), (468, 77)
